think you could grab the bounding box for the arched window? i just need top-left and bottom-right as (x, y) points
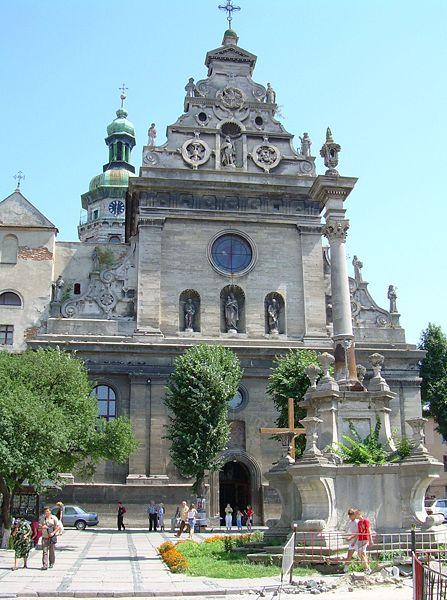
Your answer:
(0, 291), (22, 307)
(1, 235), (18, 264)
(108, 235), (121, 244)
(91, 385), (116, 420)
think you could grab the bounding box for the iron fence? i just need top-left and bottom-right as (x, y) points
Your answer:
(413, 552), (447, 600)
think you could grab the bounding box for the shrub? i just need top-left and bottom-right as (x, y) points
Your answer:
(329, 417), (387, 465)
(204, 535), (226, 544)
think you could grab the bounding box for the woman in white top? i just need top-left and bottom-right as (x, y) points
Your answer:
(224, 504), (233, 531)
(187, 503), (198, 539)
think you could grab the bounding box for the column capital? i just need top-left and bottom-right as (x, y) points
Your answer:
(322, 219), (350, 242)
(309, 175), (358, 212)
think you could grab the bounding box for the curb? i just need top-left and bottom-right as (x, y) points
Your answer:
(0, 586), (286, 598)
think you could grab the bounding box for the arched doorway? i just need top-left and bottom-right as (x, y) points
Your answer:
(219, 461), (251, 523)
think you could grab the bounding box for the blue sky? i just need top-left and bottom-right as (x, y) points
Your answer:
(1, 0), (445, 344)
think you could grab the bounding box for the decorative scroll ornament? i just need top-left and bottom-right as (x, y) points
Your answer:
(322, 219), (349, 242)
(180, 132), (211, 170)
(251, 139), (281, 173)
(217, 86), (245, 110)
(143, 150), (159, 166)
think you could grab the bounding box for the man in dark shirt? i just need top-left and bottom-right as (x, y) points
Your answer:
(117, 502), (126, 531)
(147, 501), (158, 531)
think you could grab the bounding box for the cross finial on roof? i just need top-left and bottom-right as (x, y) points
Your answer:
(119, 83), (128, 108)
(14, 171), (25, 190)
(218, 0), (241, 28)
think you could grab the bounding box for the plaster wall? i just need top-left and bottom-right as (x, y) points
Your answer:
(0, 228), (55, 352)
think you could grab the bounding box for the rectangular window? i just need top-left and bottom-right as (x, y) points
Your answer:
(93, 210), (99, 220)
(443, 456), (447, 472)
(0, 324), (13, 345)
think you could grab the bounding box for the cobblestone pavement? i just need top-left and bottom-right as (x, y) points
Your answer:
(0, 528), (412, 598)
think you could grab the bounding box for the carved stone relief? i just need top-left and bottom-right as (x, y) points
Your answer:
(251, 139), (281, 173)
(180, 133), (211, 169)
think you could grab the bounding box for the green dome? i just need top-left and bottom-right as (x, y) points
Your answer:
(224, 28), (237, 38)
(89, 168), (131, 192)
(106, 108), (135, 137)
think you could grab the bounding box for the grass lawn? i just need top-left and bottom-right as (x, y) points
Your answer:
(175, 540), (317, 579)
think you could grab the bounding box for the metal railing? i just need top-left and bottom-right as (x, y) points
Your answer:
(413, 552), (447, 600)
(289, 530), (447, 565)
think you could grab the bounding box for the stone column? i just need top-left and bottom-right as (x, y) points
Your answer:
(309, 175), (359, 387)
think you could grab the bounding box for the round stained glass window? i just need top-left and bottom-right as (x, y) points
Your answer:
(228, 389), (244, 411)
(211, 234), (253, 275)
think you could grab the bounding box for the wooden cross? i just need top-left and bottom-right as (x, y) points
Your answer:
(260, 398), (306, 460)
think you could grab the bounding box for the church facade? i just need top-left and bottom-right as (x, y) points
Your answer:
(0, 29), (424, 522)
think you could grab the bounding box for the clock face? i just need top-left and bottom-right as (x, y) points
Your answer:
(108, 200), (125, 216)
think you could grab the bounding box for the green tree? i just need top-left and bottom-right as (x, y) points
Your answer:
(164, 344), (242, 495)
(0, 348), (138, 547)
(266, 349), (320, 455)
(419, 323), (447, 437)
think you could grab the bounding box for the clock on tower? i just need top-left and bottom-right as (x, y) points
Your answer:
(108, 200), (125, 216)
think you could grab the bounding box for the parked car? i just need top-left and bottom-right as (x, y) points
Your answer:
(426, 499), (447, 521)
(52, 505), (99, 530)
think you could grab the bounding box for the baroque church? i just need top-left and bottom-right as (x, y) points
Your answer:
(0, 27), (424, 522)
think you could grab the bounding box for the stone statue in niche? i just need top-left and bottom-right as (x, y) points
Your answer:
(184, 298), (196, 331)
(52, 275), (65, 302)
(221, 136), (236, 168)
(185, 77), (196, 97)
(352, 255), (363, 283)
(147, 123), (157, 147)
(388, 285), (398, 313)
(225, 293), (239, 332)
(265, 83), (276, 103)
(267, 298), (280, 334)
(299, 132), (312, 157)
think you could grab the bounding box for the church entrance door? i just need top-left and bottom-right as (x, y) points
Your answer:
(219, 461), (251, 524)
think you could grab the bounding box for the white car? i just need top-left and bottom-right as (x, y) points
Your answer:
(427, 499), (447, 521)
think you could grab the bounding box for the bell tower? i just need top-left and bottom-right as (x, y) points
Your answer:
(78, 86), (136, 243)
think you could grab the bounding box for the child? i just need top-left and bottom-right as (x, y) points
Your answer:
(236, 509), (243, 531)
(245, 505), (253, 531)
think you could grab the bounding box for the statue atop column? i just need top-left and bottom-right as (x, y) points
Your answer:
(388, 285), (398, 313)
(299, 132), (312, 157)
(184, 298), (196, 331)
(225, 293), (239, 332)
(352, 255), (363, 283)
(320, 127), (341, 176)
(147, 123), (157, 147)
(185, 77), (197, 97)
(221, 136), (236, 168)
(267, 298), (279, 334)
(265, 83), (276, 103)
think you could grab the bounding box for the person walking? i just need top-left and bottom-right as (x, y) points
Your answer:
(355, 509), (372, 574)
(31, 518), (42, 549)
(187, 503), (198, 539)
(175, 501), (189, 537)
(39, 507), (61, 570)
(224, 503), (233, 531)
(158, 503), (165, 531)
(344, 508), (359, 570)
(11, 517), (32, 570)
(147, 501), (158, 531)
(245, 505), (253, 530)
(55, 501), (64, 522)
(236, 509), (243, 531)
(117, 502), (126, 531)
